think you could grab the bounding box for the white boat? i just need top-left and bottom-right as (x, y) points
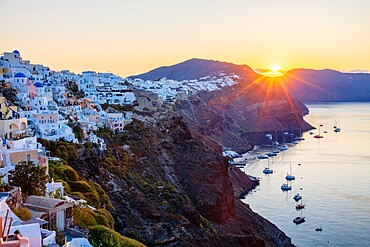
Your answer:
(263, 159), (273, 174)
(296, 201), (305, 210)
(279, 144), (288, 151)
(281, 183), (291, 191)
(263, 167), (273, 174)
(267, 152), (277, 157)
(293, 193), (302, 202)
(293, 216), (305, 224)
(257, 154), (268, 159)
(229, 160), (247, 165)
(285, 164), (295, 181)
(309, 131), (314, 135)
(293, 140), (299, 145)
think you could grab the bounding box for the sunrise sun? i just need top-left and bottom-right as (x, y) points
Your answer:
(271, 65), (280, 73)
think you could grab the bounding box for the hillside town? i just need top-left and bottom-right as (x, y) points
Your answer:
(0, 50), (142, 246)
(0, 50), (243, 247)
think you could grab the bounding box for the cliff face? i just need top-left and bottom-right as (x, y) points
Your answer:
(65, 100), (293, 246)
(175, 80), (312, 153)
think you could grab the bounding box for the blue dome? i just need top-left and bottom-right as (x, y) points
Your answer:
(34, 82), (44, 88)
(13, 50), (20, 55)
(14, 72), (27, 78)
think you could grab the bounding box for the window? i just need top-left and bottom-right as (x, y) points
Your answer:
(26, 154), (31, 161)
(9, 125), (11, 129)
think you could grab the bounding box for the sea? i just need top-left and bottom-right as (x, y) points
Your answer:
(241, 102), (370, 247)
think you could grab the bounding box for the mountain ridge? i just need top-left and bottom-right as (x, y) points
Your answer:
(132, 58), (370, 102)
(130, 58), (258, 81)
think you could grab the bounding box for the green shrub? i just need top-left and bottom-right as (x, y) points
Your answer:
(64, 166), (79, 181)
(70, 181), (94, 193)
(74, 206), (97, 227)
(88, 225), (146, 247)
(84, 192), (101, 208)
(96, 209), (114, 229)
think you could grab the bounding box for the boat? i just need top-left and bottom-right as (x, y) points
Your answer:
(295, 201), (305, 210)
(263, 159), (273, 174)
(263, 167), (273, 174)
(334, 127), (341, 133)
(285, 164), (295, 181)
(281, 183), (291, 191)
(273, 149), (280, 153)
(323, 130), (328, 133)
(314, 124), (324, 138)
(293, 193), (302, 201)
(315, 227), (323, 232)
(257, 154), (268, 159)
(229, 160), (247, 165)
(267, 152), (277, 157)
(309, 131), (314, 135)
(293, 216), (305, 224)
(292, 140), (299, 145)
(279, 144), (288, 151)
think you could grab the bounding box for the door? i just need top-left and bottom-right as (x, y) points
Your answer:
(56, 209), (65, 230)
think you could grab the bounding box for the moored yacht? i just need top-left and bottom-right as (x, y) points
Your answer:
(285, 164), (295, 181)
(279, 144), (289, 151)
(293, 193), (302, 201)
(281, 183), (291, 191)
(267, 152), (277, 157)
(293, 216), (305, 224)
(257, 154), (268, 159)
(263, 167), (273, 174)
(263, 159), (273, 174)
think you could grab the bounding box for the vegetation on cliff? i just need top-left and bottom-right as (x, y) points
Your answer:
(88, 225), (145, 247)
(9, 161), (49, 198)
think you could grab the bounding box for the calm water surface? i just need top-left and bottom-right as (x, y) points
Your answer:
(242, 103), (370, 247)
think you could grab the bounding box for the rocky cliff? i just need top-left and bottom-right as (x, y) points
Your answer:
(61, 92), (293, 246)
(175, 77), (312, 153)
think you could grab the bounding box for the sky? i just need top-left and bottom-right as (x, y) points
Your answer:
(1, 0), (370, 77)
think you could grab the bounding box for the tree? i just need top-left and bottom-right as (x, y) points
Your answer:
(9, 161), (49, 197)
(72, 83), (79, 93)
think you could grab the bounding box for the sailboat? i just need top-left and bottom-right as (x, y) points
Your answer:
(293, 206), (305, 224)
(281, 182), (291, 191)
(257, 154), (268, 159)
(314, 124), (323, 139)
(285, 164), (295, 181)
(293, 216), (305, 224)
(263, 159), (273, 174)
(279, 144), (288, 151)
(296, 200), (306, 210)
(293, 193), (302, 202)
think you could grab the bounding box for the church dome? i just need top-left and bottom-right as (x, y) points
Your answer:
(14, 72), (27, 78)
(34, 82), (44, 88)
